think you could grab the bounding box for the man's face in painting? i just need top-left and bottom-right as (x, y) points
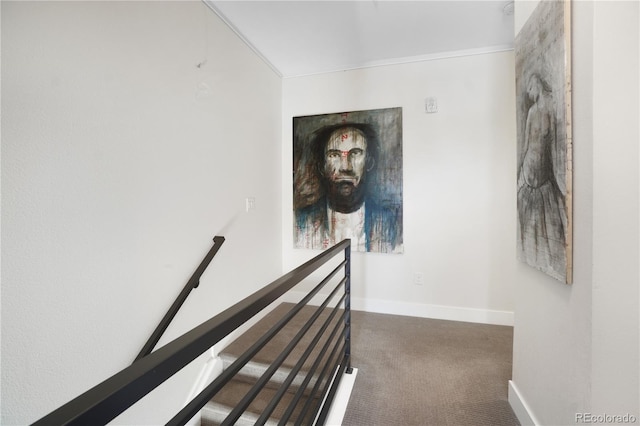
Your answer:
(323, 127), (370, 213)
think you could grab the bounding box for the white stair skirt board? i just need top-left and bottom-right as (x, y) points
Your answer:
(283, 292), (514, 326)
(508, 380), (540, 426)
(184, 350), (224, 426)
(323, 368), (358, 426)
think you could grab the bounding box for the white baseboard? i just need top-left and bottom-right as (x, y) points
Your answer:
(352, 296), (514, 326)
(283, 292), (514, 326)
(508, 380), (540, 426)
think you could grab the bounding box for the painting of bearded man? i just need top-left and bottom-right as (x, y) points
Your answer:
(293, 108), (403, 254)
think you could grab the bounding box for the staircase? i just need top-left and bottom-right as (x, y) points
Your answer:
(201, 303), (346, 426)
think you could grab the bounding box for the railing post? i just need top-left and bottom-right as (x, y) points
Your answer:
(344, 239), (353, 373)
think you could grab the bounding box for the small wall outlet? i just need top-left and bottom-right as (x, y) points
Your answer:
(413, 272), (424, 286)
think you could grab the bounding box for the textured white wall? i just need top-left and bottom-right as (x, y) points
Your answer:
(1, 2), (281, 424)
(282, 51), (517, 324)
(590, 0), (639, 417)
(511, 1), (639, 424)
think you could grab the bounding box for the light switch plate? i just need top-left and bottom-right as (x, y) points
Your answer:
(425, 97), (438, 113)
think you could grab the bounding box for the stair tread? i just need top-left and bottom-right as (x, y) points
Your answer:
(218, 355), (320, 395)
(220, 303), (343, 376)
(203, 303), (344, 425)
(201, 378), (321, 426)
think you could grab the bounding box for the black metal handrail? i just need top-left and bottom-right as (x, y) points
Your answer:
(32, 239), (351, 426)
(134, 235), (226, 362)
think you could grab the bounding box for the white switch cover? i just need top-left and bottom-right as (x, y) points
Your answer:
(246, 197), (256, 212)
(425, 97), (438, 113)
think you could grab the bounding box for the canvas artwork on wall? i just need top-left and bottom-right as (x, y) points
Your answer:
(293, 107), (403, 254)
(515, 0), (573, 283)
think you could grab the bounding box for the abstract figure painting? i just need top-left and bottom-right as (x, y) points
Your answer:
(293, 107), (403, 254)
(515, 1), (573, 283)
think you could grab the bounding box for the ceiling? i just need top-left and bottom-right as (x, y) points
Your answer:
(205, 1), (515, 78)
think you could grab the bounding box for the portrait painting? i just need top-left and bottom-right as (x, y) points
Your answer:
(515, 0), (573, 283)
(293, 107), (403, 254)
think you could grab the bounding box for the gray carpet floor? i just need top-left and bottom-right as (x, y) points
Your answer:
(342, 309), (520, 426)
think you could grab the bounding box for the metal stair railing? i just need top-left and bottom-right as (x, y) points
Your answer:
(31, 238), (352, 426)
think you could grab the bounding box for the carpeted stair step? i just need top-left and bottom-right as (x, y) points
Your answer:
(218, 353), (320, 396)
(200, 303), (344, 425)
(219, 303), (343, 392)
(200, 378), (321, 426)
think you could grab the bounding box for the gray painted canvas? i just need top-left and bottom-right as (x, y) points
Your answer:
(515, 1), (573, 283)
(293, 107), (403, 253)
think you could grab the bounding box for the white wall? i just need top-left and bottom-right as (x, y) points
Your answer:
(282, 51), (517, 325)
(1, 2), (282, 424)
(590, 0), (639, 418)
(510, 1), (639, 424)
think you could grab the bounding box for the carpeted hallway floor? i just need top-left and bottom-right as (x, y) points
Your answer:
(342, 309), (520, 426)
